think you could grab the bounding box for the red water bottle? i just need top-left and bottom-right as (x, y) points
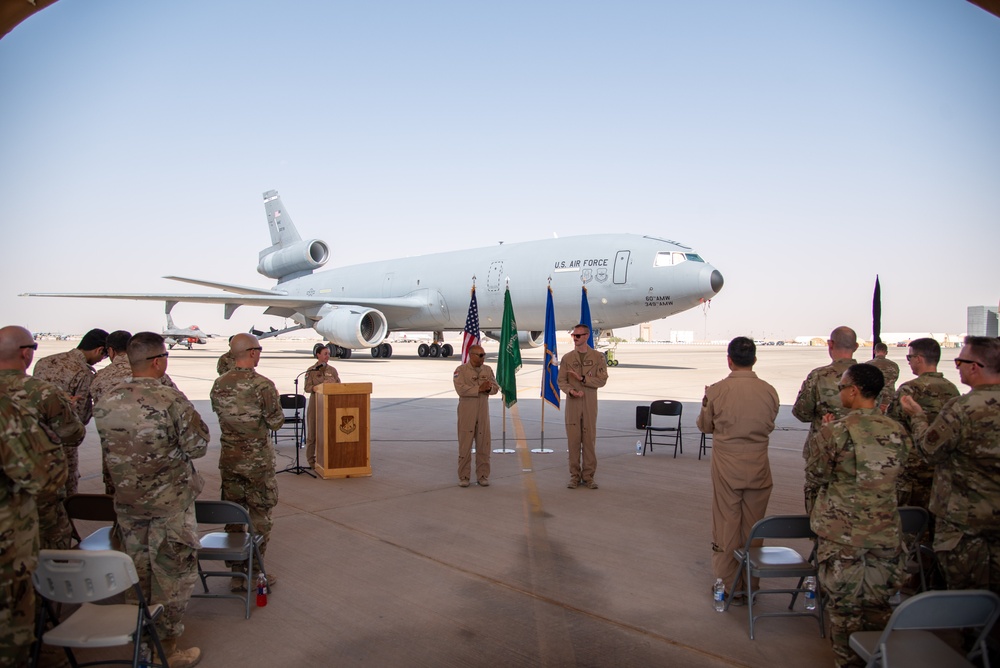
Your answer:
(256, 573), (268, 607)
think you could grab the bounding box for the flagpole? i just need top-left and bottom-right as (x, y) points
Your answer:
(494, 278), (516, 454)
(533, 277), (555, 454)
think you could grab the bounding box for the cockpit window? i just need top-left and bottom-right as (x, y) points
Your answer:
(655, 251), (704, 266)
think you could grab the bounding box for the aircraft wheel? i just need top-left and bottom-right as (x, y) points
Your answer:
(168, 343), (175, 350)
(418, 343), (429, 358)
(441, 343), (453, 358)
(341, 348), (352, 359)
(429, 343), (440, 358)
(381, 343), (393, 358)
(371, 345), (382, 358)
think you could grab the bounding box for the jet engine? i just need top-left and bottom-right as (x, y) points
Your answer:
(313, 305), (388, 349)
(483, 330), (544, 348)
(257, 239), (330, 279)
(519, 330), (544, 348)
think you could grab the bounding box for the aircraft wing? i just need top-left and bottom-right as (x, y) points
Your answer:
(163, 275), (280, 295)
(19, 291), (428, 318)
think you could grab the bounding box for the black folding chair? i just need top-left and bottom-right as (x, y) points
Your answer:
(898, 506), (930, 594)
(639, 400), (683, 457)
(272, 393), (306, 449)
(64, 493), (117, 551)
(699, 432), (712, 460)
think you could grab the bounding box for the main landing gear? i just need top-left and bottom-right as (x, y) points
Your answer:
(370, 343), (394, 358)
(326, 343), (353, 359)
(417, 342), (454, 358)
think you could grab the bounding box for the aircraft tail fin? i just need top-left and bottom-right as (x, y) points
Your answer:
(165, 313), (176, 330)
(262, 189), (302, 249)
(257, 190), (330, 282)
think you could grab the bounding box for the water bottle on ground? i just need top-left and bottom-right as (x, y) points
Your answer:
(713, 578), (725, 612)
(804, 576), (816, 611)
(256, 573), (268, 607)
(635, 440), (643, 456)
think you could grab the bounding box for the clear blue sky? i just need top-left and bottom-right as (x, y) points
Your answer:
(2, 1), (997, 340)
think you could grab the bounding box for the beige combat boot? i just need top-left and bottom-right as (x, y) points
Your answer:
(159, 637), (203, 668)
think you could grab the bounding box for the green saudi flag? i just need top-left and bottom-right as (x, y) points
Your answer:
(496, 287), (522, 408)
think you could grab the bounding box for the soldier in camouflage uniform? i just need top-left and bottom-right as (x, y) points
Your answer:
(900, 335), (1000, 594)
(808, 364), (909, 668)
(866, 342), (900, 413)
(211, 333), (284, 591)
(216, 335), (237, 375)
(888, 337), (959, 510)
(94, 332), (209, 668)
(32, 327), (107, 496)
(0, 394), (68, 668)
(793, 326), (859, 512)
(0, 326), (85, 550)
(92, 330), (181, 495)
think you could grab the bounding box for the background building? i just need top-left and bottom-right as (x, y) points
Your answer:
(968, 306), (999, 337)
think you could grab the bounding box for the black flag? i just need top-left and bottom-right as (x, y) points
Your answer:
(872, 275), (882, 360)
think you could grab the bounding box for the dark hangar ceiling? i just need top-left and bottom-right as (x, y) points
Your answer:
(2, 0), (999, 41)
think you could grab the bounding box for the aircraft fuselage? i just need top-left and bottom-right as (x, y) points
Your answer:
(282, 234), (722, 333)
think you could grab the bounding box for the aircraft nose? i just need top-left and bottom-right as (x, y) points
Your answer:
(710, 269), (724, 294)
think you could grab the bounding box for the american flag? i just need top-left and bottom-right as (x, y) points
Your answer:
(461, 287), (481, 363)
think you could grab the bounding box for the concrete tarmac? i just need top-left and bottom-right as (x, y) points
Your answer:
(37, 338), (948, 667)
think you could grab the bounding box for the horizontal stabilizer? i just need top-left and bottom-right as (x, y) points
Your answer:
(163, 276), (280, 296)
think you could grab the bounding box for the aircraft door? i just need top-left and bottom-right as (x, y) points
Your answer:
(613, 251), (630, 284)
(486, 262), (504, 293)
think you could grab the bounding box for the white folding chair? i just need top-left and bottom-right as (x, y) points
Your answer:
(31, 549), (167, 668)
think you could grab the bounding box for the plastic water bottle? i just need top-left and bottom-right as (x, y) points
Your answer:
(713, 578), (725, 612)
(804, 576), (816, 611)
(256, 573), (268, 607)
(636, 440), (643, 456)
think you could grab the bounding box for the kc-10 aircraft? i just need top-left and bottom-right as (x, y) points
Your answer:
(23, 190), (724, 359)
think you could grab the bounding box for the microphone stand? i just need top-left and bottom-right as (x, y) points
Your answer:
(278, 366), (317, 478)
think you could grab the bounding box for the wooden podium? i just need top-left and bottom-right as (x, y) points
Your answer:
(313, 382), (373, 479)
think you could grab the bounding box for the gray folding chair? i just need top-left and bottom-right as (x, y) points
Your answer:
(192, 499), (267, 618)
(898, 506), (930, 593)
(641, 400), (683, 457)
(31, 549), (167, 668)
(64, 493), (117, 551)
(725, 514), (825, 639)
(850, 589), (1000, 667)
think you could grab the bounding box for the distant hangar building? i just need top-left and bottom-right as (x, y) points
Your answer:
(968, 306), (999, 337)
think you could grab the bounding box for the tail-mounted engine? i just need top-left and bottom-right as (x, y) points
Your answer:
(257, 239), (330, 280)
